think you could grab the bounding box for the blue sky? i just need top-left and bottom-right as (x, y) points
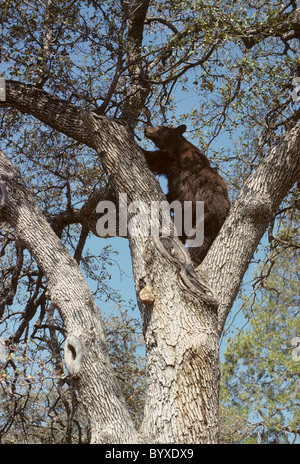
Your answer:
(0, 15), (284, 361)
(87, 84), (260, 358)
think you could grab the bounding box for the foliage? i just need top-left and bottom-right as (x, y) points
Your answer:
(0, 0), (299, 443)
(0, 304), (144, 443)
(220, 211), (300, 444)
(103, 304), (146, 428)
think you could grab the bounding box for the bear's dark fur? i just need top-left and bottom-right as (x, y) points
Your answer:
(143, 124), (230, 265)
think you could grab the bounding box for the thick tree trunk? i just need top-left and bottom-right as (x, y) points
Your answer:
(0, 150), (140, 444)
(135, 238), (220, 443)
(1, 80), (93, 148)
(83, 112), (221, 443)
(1, 80), (300, 443)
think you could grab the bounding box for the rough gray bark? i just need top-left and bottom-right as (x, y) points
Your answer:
(1, 79), (300, 443)
(198, 126), (300, 336)
(83, 112), (221, 443)
(0, 150), (140, 444)
(120, 0), (151, 125)
(1, 80), (92, 148)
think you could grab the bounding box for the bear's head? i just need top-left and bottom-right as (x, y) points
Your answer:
(144, 124), (187, 150)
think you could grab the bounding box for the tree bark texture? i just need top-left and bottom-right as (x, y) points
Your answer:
(1, 80), (300, 443)
(199, 126), (300, 336)
(83, 112), (221, 443)
(0, 150), (140, 444)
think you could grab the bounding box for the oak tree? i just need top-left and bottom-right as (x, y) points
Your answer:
(0, 0), (300, 443)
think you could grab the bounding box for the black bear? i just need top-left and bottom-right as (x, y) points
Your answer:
(143, 124), (230, 265)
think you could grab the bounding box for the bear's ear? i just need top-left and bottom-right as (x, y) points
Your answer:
(176, 124), (187, 135)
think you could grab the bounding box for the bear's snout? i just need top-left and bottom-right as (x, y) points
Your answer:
(145, 127), (156, 137)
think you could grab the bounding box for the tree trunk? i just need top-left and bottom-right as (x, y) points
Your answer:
(1, 80), (300, 443)
(136, 238), (220, 443)
(83, 112), (221, 443)
(0, 150), (140, 444)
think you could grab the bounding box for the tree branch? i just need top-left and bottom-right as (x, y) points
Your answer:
(49, 186), (108, 238)
(239, 8), (300, 49)
(145, 16), (179, 34)
(120, 0), (151, 125)
(0, 148), (140, 443)
(0, 80), (94, 148)
(82, 112), (220, 443)
(198, 125), (300, 336)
